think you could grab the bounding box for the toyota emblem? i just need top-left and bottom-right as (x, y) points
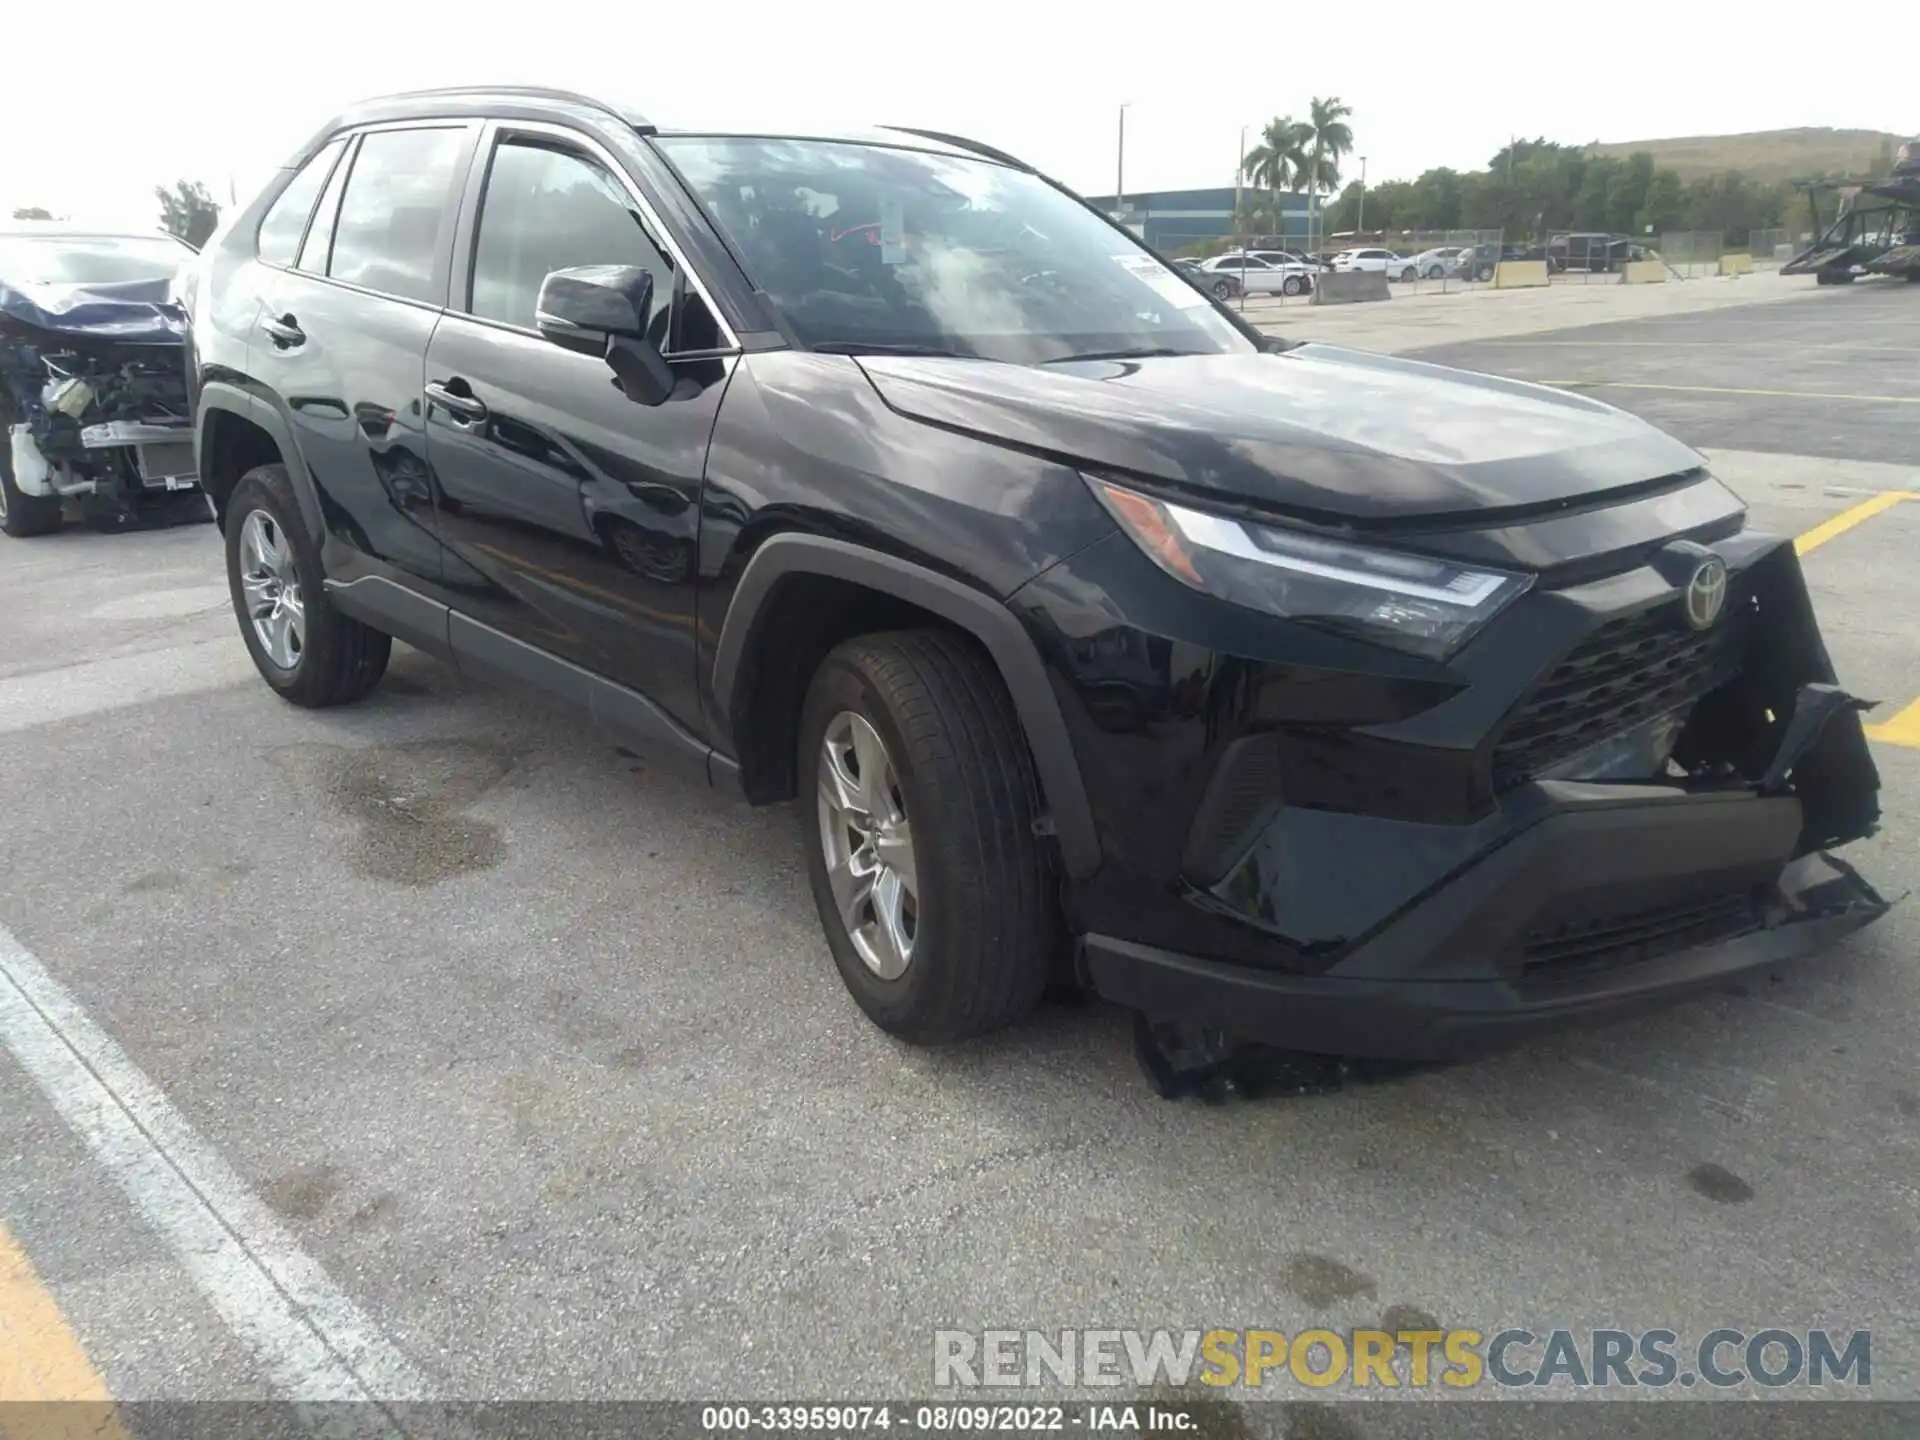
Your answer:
(1684, 556), (1728, 630)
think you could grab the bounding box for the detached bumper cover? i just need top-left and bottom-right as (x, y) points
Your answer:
(1086, 782), (1893, 1062)
(1089, 851), (1888, 1060)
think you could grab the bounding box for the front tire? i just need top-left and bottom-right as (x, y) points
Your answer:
(799, 629), (1056, 1044)
(225, 464), (390, 707)
(1282, 275), (1306, 296)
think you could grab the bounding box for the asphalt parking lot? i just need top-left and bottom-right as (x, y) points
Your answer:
(2, 278), (1916, 1435)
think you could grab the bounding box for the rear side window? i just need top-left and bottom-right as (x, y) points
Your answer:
(327, 127), (470, 305)
(256, 139), (346, 267)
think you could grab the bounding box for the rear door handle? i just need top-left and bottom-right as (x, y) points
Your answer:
(425, 380), (489, 425)
(259, 314), (305, 347)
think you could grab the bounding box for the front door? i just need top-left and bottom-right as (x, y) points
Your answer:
(424, 124), (735, 740)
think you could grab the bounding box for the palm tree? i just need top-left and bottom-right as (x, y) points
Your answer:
(1240, 117), (1308, 239)
(1302, 96), (1355, 248)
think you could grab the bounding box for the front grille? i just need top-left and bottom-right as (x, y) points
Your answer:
(1519, 886), (1765, 986)
(1491, 595), (1751, 789)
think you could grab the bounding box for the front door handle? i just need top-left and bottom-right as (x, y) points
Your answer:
(260, 313), (305, 347)
(425, 380), (488, 426)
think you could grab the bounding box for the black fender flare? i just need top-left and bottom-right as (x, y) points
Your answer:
(711, 533), (1101, 879)
(194, 380), (324, 537)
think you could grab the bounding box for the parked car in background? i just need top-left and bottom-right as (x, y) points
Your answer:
(0, 226), (205, 536)
(1242, 248), (1333, 273)
(1408, 246), (1466, 279)
(1173, 257), (1241, 300)
(1198, 253), (1314, 296)
(1330, 247), (1418, 281)
(1455, 242), (1549, 282)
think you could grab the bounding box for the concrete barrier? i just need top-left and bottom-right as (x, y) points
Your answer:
(1492, 260), (1550, 289)
(1310, 271), (1391, 305)
(1718, 252), (1754, 277)
(1620, 260), (1668, 285)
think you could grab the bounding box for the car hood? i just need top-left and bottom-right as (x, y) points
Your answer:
(0, 276), (186, 345)
(855, 343), (1705, 527)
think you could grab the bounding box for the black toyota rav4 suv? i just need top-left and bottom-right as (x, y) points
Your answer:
(180, 87), (1889, 1089)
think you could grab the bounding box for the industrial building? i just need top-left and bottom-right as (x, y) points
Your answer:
(1080, 185), (1312, 251)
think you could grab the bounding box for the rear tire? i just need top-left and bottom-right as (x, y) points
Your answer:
(225, 464), (390, 707)
(0, 421), (63, 538)
(799, 629), (1056, 1044)
(1211, 279), (1232, 300)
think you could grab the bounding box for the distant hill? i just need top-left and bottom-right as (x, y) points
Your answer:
(1587, 127), (1906, 183)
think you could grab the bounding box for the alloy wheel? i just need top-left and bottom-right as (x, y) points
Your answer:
(816, 711), (919, 980)
(238, 509), (306, 669)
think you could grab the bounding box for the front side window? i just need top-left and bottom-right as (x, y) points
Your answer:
(468, 139), (674, 337)
(327, 127), (470, 305)
(656, 136), (1250, 364)
(257, 140), (346, 268)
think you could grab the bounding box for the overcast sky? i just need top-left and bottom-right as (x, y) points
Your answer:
(4, 0), (1908, 230)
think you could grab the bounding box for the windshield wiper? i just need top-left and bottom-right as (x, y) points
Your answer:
(809, 341), (979, 358)
(1040, 346), (1204, 364)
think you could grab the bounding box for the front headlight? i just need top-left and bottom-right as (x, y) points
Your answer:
(1089, 477), (1533, 661)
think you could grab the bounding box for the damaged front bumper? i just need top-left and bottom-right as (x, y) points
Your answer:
(1081, 535), (1894, 1085)
(1092, 795), (1891, 1068)
(2, 275), (202, 528)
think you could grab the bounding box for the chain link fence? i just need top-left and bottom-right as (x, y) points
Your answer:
(1226, 227), (1510, 310)
(1746, 228), (1792, 268)
(1656, 230), (1725, 278)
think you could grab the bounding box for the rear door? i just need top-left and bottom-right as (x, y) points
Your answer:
(1231, 256), (1282, 292)
(424, 120), (737, 738)
(249, 121), (479, 590)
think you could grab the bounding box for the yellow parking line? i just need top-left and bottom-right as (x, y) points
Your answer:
(1795, 491), (1914, 556)
(1866, 698), (1920, 749)
(0, 1223), (128, 1437)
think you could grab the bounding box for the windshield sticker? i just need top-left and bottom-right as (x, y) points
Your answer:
(1112, 252), (1207, 309)
(880, 199), (907, 265)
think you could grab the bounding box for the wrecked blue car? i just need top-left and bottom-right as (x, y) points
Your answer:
(1, 227), (206, 535)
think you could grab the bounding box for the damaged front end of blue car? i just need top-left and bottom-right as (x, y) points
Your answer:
(0, 230), (208, 535)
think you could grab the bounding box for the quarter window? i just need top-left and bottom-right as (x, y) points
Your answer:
(297, 137), (357, 274)
(256, 139), (345, 268)
(327, 127), (470, 305)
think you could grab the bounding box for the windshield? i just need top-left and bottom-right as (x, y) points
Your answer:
(655, 136), (1252, 364)
(0, 234), (193, 287)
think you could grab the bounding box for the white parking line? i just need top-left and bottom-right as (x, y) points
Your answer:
(0, 922), (428, 1413)
(0, 640), (259, 735)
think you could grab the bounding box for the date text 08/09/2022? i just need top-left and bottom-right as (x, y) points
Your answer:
(701, 1404), (1197, 1433)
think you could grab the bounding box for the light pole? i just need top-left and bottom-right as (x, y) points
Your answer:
(1234, 123), (1246, 239)
(1116, 102), (1131, 224)
(1355, 156), (1368, 237)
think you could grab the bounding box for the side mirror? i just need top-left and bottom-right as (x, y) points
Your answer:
(536, 265), (676, 406)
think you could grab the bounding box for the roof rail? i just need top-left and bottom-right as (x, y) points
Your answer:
(371, 85), (653, 131)
(881, 127), (1031, 171)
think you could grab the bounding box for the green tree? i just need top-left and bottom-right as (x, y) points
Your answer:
(155, 179), (221, 248)
(1240, 117), (1309, 238)
(1301, 96), (1355, 245)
